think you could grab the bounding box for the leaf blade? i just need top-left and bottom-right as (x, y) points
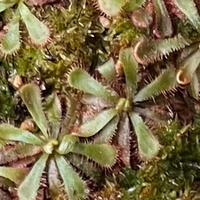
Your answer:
(72, 143), (117, 167)
(45, 93), (61, 138)
(0, 167), (28, 185)
(134, 68), (176, 102)
(75, 108), (117, 137)
(119, 47), (138, 97)
(68, 68), (118, 103)
(174, 0), (200, 31)
(0, 17), (20, 55)
(55, 155), (88, 200)
(19, 83), (48, 138)
(18, 154), (49, 200)
(0, 124), (43, 145)
(130, 112), (160, 160)
(18, 3), (50, 45)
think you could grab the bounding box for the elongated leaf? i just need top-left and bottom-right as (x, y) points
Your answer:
(68, 68), (118, 103)
(119, 48), (138, 97)
(0, 144), (41, 165)
(74, 108), (117, 137)
(174, 0), (200, 31)
(18, 154), (49, 200)
(0, 0), (17, 12)
(48, 159), (63, 199)
(94, 116), (119, 143)
(97, 0), (125, 17)
(130, 112), (160, 160)
(134, 34), (190, 65)
(18, 3), (50, 45)
(153, 0), (173, 38)
(134, 68), (177, 102)
(0, 18), (20, 55)
(0, 167), (28, 185)
(72, 143), (117, 167)
(20, 84), (48, 138)
(0, 124), (43, 145)
(97, 58), (116, 81)
(45, 93), (61, 138)
(55, 156), (87, 200)
(117, 114), (131, 166)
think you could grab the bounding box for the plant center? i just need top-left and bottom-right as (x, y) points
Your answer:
(43, 139), (59, 154)
(115, 98), (132, 113)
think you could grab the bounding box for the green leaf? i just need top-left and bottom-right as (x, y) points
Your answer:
(72, 143), (117, 167)
(0, 0), (17, 12)
(0, 17), (20, 55)
(130, 112), (160, 160)
(18, 153), (49, 200)
(45, 93), (61, 138)
(68, 68), (118, 103)
(134, 34), (190, 65)
(97, 0), (126, 17)
(74, 108), (117, 137)
(119, 48), (138, 98)
(153, 0), (173, 38)
(0, 124), (43, 145)
(19, 84), (48, 138)
(18, 3), (50, 45)
(174, 0), (200, 31)
(57, 135), (79, 154)
(134, 68), (177, 102)
(94, 116), (119, 143)
(55, 155), (87, 200)
(97, 58), (116, 82)
(48, 159), (63, 199)
(0, 167), (28, 184)
(123, 0), (146, 12)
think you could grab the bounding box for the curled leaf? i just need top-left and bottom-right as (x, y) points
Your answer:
(134, 34), (190, 65)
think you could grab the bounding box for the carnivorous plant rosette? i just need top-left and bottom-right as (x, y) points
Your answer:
(67, 47), (177, 165)
(0, 0), (50, 55)
(0, 83), (117, 200)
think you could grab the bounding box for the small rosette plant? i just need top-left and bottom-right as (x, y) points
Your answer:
(0, 83), (117, 200)
(68, 47), (177, 165)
